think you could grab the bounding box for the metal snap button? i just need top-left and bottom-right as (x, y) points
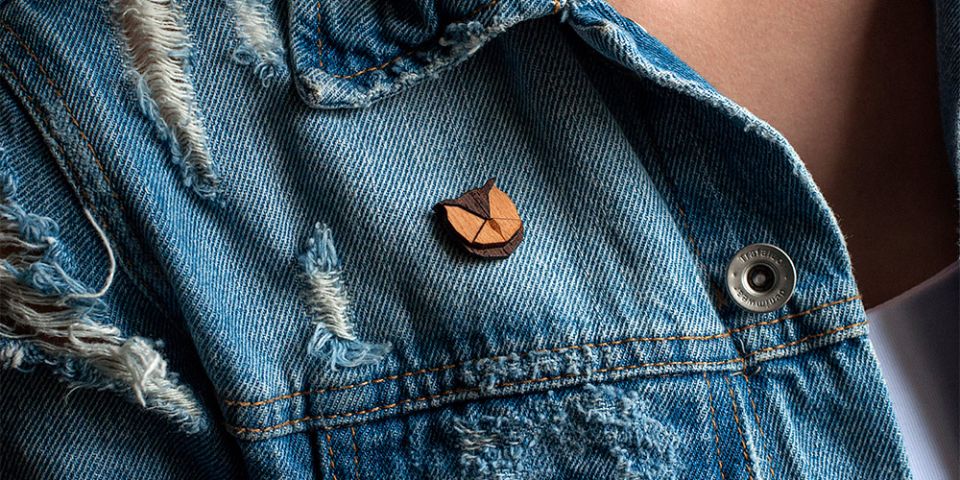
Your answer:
(725, 243), (796, 313)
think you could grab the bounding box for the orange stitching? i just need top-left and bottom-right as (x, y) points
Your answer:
(743, 375), (776, 478)
(316, 0), (500, 80)
(231, 386), (479, 434)
(229, 316), (866, 436)
(727, 295), (861, 335)
(0, 61), (75, 186)
(223, 294), (862, 407)
(552, 0), (561, 14)
(0, 57), (101, 207)
(0, 22), (162, 303)
(742, 320), (867, 359)
(350, 426), (360, 480)
(224, 362), (461, 407)
(0, 23), (125, 211)
(0, 58), (138, 296)
(328, 49), (404, 80)
(326, 431), (339, 480)
(725, 376), (754, 480)
(0, 59), (87, 203)
(703, 373), (727, 480)
(228, 357), (744, 435)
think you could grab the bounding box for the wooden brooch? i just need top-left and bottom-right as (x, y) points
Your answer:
(434, 178), (524, 259)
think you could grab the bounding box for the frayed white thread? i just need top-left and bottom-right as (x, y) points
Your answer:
(64, 208), (115, 301)
(303, 266), (355, 341)
(230, 0), (286, 87)
(0, 172), (205, 432)
(300, 223), (391, 370)
(0, 343), (24, 369)
(112, 0), (220, 200)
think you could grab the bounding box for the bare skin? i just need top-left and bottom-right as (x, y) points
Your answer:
(608, 0), (959, 307)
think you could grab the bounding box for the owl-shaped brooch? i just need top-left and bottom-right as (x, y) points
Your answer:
(434, 178), (524, 259)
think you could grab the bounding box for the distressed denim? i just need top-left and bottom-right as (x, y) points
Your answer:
(0, 0), (954, 478)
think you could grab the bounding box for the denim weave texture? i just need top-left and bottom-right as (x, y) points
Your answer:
(0, 0), (946, 478)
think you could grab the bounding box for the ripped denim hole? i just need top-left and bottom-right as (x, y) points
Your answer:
(300, 223), (391, 370)
(0, 169), (206, 432)
(112, 0), (220, 201)
(229, 0), (287, 87)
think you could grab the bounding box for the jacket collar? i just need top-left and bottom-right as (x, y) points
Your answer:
(295, 0), (960, 190)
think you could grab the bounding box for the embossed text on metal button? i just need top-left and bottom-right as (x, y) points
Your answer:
(725, 243), (796, 313)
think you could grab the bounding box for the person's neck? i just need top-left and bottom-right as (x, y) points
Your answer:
(608, 0), (958, 307)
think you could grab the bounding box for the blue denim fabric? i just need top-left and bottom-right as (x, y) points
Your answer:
(0, 0), (952, 478)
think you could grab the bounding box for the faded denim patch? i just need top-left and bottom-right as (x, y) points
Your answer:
(451, 384), (681, 479)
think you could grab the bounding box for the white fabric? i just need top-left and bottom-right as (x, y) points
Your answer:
(868, 261), (959, 480)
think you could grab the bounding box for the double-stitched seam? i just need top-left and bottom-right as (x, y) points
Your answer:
(314, 0), (500, 80)
(0, 59), (89, 203)
(0, 56), (148, 307)
(228, 357), (744, 435)
(225, 362), (461, 407)
(0, 21), (163, 304)
(725, 376), (755, 480)
(226, 319), (882, 435)
(0, 23), (126, 216)
(704, 373), (727, 480)
(234, 387), (477, 434)
(325, 431), (340, 480)
(223, 294), (862, 408)
(727, 295), (858, 335)
(742, 320), (867, 359)
(743, 375), (776, 479)
(0, 58), (120, 271)
(350, 426), (360, 480)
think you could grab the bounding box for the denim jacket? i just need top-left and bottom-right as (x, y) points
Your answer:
(1, 0), (956, 478)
